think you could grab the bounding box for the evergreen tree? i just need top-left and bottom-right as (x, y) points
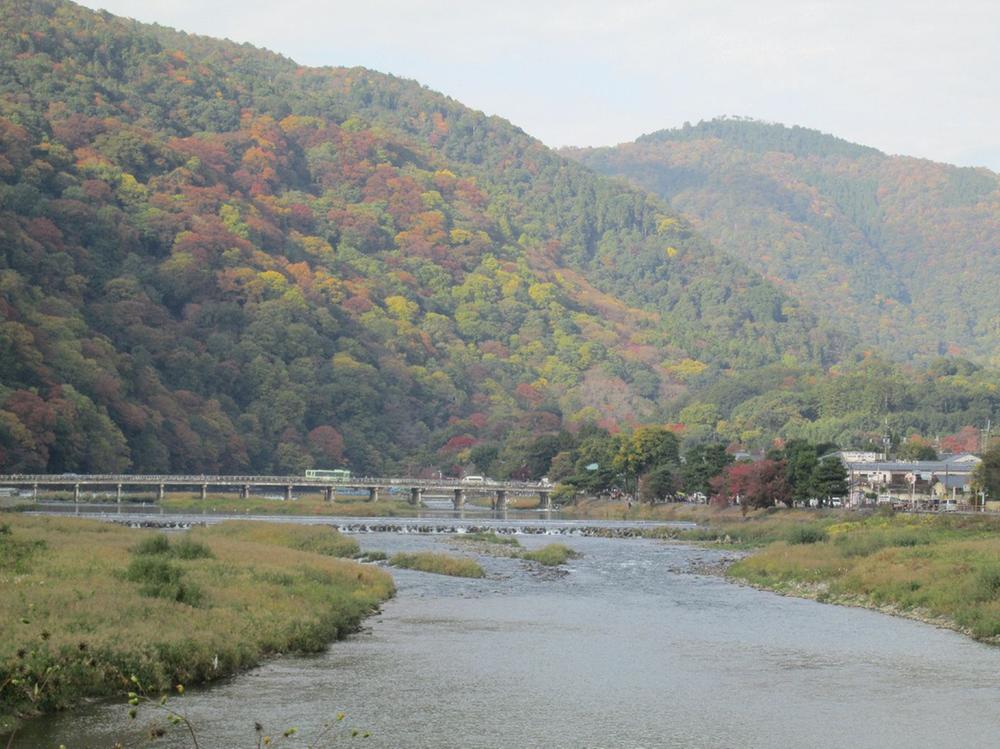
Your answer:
(681, 443), (733, 495)
(811, 457), (848, 506)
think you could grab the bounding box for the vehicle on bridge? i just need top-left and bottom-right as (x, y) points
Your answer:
(304, 469), (352, 481)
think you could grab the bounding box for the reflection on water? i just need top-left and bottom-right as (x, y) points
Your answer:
(16, 532), (1000, 749)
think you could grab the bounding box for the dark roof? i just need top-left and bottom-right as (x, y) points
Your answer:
(845, 460), (978, 473)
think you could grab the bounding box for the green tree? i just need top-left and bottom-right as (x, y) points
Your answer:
(468, 444), (499, 476)
(811, 457), (848, 505)
(898, 436), (938, 461)
(613, 426), (680, 500)
(971, 445), (1000, 502)
(779, 439), (821, 504)
(640, 464), (679, 503)
(495, 433), (562, 480)
(681, 443), (733, 495)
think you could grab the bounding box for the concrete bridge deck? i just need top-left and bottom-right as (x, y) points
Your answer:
(0, 474), (553, 510)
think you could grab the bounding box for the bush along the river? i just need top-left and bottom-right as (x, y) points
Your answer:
(520, 544), (581, 566)
(389, 552), (485, 578)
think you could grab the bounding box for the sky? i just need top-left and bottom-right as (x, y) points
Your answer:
(78, 0), (1000, 170)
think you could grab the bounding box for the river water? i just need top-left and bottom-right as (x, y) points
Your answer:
(15, 527), (1000, 748)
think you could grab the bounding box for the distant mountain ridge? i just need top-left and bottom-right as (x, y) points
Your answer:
(636, 117), (883, 159)
(565, 118), (1000, 364)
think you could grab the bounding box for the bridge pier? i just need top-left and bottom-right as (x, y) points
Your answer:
(200, 484), (208, 500)
(323, 487), (334, 502)
(539, 491), (552, 510)
(285, 485), (293, 501)
(409, 487), (423, 506)
(453, 488), (465, 509)
(116, 484), (122, 504)
(73, 483), (80, 503)
(493, 489), (507, 511)
(368, 486), (380, 503)
(157, 483), (165, 501)
(240, 484), (250, 499)
(32, 483), (37, 500)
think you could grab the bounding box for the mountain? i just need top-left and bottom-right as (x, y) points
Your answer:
(0, 1), (844, 475)
(564, 118), (1000, 364)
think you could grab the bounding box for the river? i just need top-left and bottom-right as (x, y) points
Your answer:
(15, 525), (1000, 748)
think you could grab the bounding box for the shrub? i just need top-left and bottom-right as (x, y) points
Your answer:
(973, 564), (1000, 602)
(786, 526), (828, 545)
(172, 537), (214, 560)
(132, 534), (172, 556)
(132, 532), (214, 559)
(124, 556), (203, 606)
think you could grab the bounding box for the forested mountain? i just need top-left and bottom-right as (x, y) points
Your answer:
(0, 1), (844, 474)
(565, 118), (1000, 364)
(0, 3), (997, 476)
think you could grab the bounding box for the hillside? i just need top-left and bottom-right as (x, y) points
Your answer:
(565, 118), (1000, 364)
(0, 1), (843, 475)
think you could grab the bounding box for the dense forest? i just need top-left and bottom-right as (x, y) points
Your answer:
(0, 2), (997, 477)
(565, 117), (1000, 364)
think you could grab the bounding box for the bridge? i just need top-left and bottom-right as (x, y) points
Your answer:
(0, 474), (554, 510)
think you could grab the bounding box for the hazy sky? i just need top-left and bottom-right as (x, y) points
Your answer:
(79, 1), (1000, 170)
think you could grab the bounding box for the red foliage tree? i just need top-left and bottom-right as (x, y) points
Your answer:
(441, 434), (478, 452)
(713, 459), (791, 509)
(307, 425), (346, 466)
(939, 426), (980, 455)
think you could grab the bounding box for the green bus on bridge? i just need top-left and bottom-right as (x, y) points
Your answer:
(304, 469), (352, 481)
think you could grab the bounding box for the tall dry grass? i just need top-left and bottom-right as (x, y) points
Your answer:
(199, 520), (360, 558)
(389, 552), (484, 578)
(520, 544), (580, 566)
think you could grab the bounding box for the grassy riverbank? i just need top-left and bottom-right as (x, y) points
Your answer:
(681, 511), (1000, 643)
(644, 507), (844, 546)
(0, 516), (394, 735)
